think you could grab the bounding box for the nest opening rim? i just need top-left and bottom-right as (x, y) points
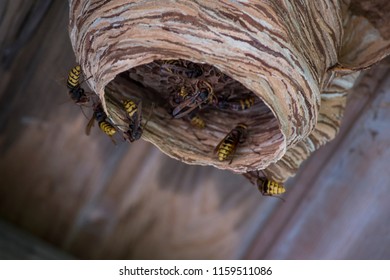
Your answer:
(102, 58), (287, 172)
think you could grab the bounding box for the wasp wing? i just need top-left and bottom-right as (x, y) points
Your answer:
(85, 114), (95, 136)
(133, 99), (142, 128)
(172, 93), (199, 118)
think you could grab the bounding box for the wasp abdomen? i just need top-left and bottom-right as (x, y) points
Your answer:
(239, 97), (255, 110)
(215, 123), (247, 162)
(257, 177), (286, 196)
(123, 100), (138, 118)
(217, 137), (236, 161)
(218, 96), (255, 111)
(190, 115), (205, 129)
(66, 65), (89, 105)
(67, 65), (82, 90)
(99, 121), (116, 136)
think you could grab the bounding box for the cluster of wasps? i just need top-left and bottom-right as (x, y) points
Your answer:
(155, 61), (253, 164)
(153, 60), (286, 200)
(66, 65), (145, 144)
(155, 60), (256, 129)
(215, 123), (286, 200)
(67, 62), (286, 200)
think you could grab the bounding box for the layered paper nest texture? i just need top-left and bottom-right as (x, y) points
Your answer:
(69, 0), (390, 182)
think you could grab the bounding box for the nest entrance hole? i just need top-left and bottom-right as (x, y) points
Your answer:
(104, 59), (284, 171)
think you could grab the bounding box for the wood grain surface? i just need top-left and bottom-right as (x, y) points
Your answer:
(0, 219), (73, 259)
(0, 0), (389, 259)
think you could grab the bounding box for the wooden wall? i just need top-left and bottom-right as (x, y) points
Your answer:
(246, 63), (390, 259)
(0, 1), (389, 259)
(0, 219), (73, 259)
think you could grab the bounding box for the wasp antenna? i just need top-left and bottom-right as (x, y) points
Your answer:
(78, 75), (93, 86)
(249, 146), (262, 157)
(84, 75), (93, 82)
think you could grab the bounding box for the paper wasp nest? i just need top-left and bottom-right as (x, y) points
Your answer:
(68, 0), (390, 182)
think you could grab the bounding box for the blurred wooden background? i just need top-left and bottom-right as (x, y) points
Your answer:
(0, 1), (389, 259)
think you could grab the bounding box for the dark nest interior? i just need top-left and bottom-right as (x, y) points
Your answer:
(104, 59), (284, 172)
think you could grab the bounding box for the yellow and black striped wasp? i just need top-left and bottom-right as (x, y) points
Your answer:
(66, 65), (89, 105)
(217, 95), (256, 111)
(169, 85), (190, 108)
(256, 175), (286, 201)
(214, 123), (248, 163)
(172, 80), (218, 118)
(188, 112), (206, 129)
(122, 99), (144, 142)
(86, 101), (118, 143)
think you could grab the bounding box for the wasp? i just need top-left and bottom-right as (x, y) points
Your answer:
(160, 60), (203, 79)
(172, 81), (217, 118)
(184, 63), (203, 79)
(169, 86), (189, 107)
(122, 99), (154, 143)
(257, 177), (286, 200)
(217, 96), (255, 111)
(86, 102), (117, 141)
(215, 123), (248, 163)
(66, 65), (89, 105)
(122, 99), (143, 142)
(123, 99), (140, 119)
(189, 113), (205, 129)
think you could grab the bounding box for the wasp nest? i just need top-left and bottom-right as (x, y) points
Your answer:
(69, 0), (390, 182)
